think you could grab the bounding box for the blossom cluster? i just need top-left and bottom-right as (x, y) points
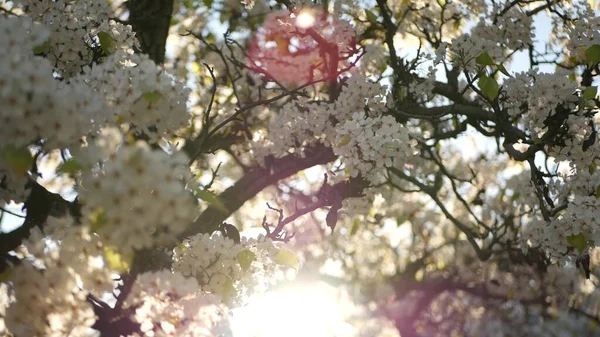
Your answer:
(172, 233), (295, 304)
(16, 0), (137, 77)
(5, 221), (111, 337)
(0, 15), (98, 202)
(472, 7), (533, 51)
(526, 171), (600, 259)
(503, 69), (578, 138)
(79, 51), (191, 141)
(334, 113), (413, 182)
(5, 261), (96, 337)
(565, 5), (600, 62)
(252, 75), (367, 159)
(0, 14), (189, 203)
(253, 74), (414, 183)
(448, 7), (532, 72)
(548, 113), (600, 170)
(79, 142), (197, 252)
(123, 270), (231, 337)
(0, 17), (102, 150)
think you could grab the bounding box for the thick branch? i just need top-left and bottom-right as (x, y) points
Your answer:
(178, 144), (337, 239)
(126, 0), (174, 64)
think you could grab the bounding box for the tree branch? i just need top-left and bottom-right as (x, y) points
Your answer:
(178, 144), (337, 239)
(126, 0), (174, 64)
(0, 182), (79, 258)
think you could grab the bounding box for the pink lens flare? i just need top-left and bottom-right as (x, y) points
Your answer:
(247, 8), (360, 87)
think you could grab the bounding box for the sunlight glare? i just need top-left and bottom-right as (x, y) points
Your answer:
(295, 11), (316, 29)
(231, 281), (355, 337)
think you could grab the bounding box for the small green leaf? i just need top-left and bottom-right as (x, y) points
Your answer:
(452, 19), (461, 32)
(89, 208), (107, 232)
(350, 219), (360, 236)
(194, 190), (229, 214)
(203, 0), (214, 8)
(583, 86), (598, 100)
(98, 31), (113, 55)
(56, 158), (82, 175)
(103, 246), (134, 273)
(437, 0), (446, 6)
(477, 75), (499, 100)
(596, 184), (600, 198)
(273, 249), (299, 268)
(337, 135), (351, 147)
(237, 250), (256, 272)
(142, 91), (163, 104)
(476, 52), (495, 66)
(2, 145), (33, 176)
(567, 233), (587, 255)
(33, 40), (50, 55)
(222, 276), (236, 300)
(365, 9), (378, 24)
(585, 45), (600, 65)
(496, 64), (511, 77)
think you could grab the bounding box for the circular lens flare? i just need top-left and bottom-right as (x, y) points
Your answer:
(247, 9), (358, 86)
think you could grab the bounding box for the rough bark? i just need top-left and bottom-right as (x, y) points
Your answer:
(126, 0), (174, 64)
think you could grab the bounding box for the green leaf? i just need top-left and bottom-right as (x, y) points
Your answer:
(237, 250), (256, 272)
(585, 44), (600, 65)
(98, 31), (113, 55)
(56, 158), (82, 175)
(583, 86), (598, 100)
(567, 233), (587, 255)
(350, 219), (360, 236)
(337, 135), (351, 147)
(222, 277), (235, 300)
(476, 52), (495, 66)
(437, 0), (446, 6)
(33, 40), (50, 55)
(203, 0), (214, 8)
(273, 249), (299, 268)
(103, 246), (134, 273)
(452, 19), (461, 32)
(365, 9), (378, 24)
(142, 92), (163, 104)
(477, 75), (499, 100)
(89, 208), (107, 232)
(596, 184), (600, 198)
(193, 189), (229, 214)
(496, 64), (511, 77)
(2, 145), (33, 176)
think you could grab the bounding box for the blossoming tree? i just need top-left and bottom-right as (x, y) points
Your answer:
(2, 0), (600, 336)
